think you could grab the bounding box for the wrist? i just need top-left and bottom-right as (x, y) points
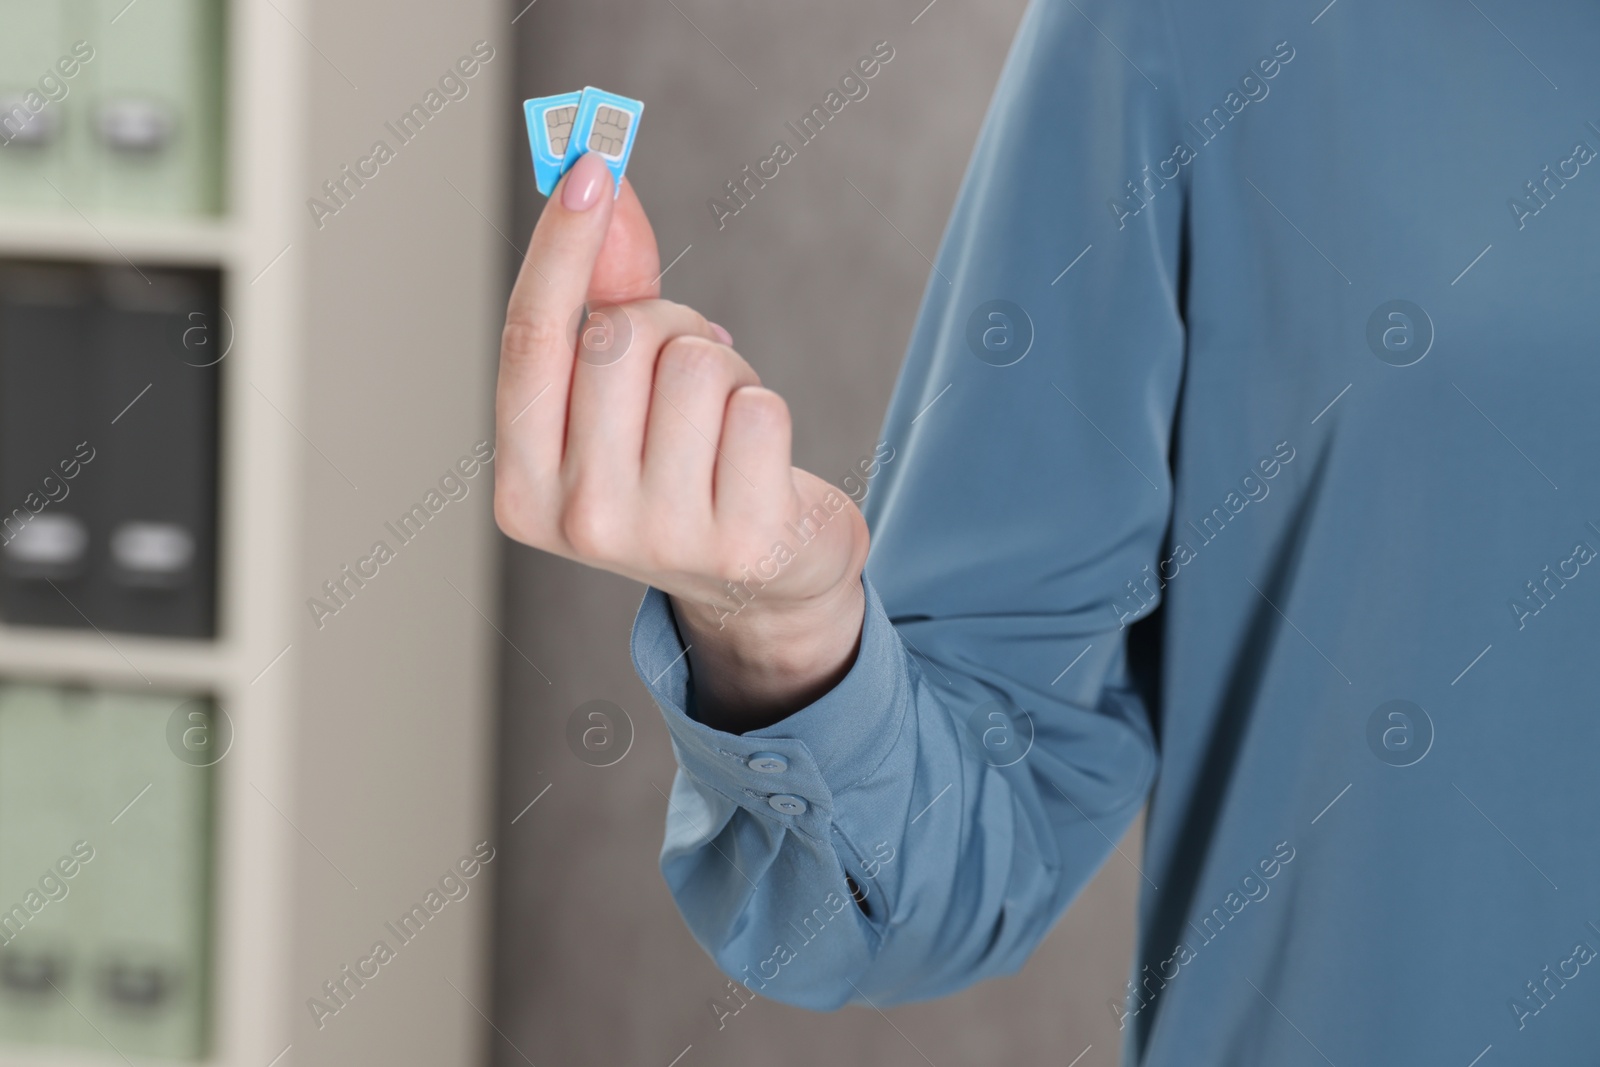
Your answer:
(668, 576), (866, 731)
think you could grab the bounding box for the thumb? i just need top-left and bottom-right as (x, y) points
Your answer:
(587, 173), (661, 305)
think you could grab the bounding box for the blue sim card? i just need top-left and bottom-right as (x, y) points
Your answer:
(562, 88), (643, 197)
(524, 91), (583, 196)
(523, 86), (644, 199)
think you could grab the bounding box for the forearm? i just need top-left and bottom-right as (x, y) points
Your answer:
(636, 578), (1157, 1011)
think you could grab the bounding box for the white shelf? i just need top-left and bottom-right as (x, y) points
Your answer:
(0, 625), (238, 692)
(0, 1046), (230, 1067)
(0, 214), (233, 267)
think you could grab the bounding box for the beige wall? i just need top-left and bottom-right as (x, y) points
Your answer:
(491, 2), (1143, 1063)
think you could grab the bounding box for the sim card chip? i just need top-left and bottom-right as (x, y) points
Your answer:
(587, 105), (632, 156)
(525, 91), (584, 196)
(545, 104), (578, 156)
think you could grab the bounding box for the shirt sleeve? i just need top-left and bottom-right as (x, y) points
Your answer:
(629, 0), (1188, 1010)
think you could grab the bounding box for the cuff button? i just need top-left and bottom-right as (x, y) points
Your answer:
(747, 752), (788, 773)
(767, 794), (808, 815)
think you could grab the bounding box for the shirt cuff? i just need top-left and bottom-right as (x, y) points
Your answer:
(629, 575), (910, 826)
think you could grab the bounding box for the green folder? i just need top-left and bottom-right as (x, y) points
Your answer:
(73, 686), (211, 1059)
(0, 683), (100, 1050)
(0, 683), (211, 1060)
(0, 1), (82, 212)
(84, 0), (224, 216)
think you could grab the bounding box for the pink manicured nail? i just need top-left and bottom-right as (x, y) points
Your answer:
(561, 153), (609, 212)
(709, 322), (733, 345)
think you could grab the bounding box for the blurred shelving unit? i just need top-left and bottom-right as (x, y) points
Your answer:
(0, 1), (508, 1065)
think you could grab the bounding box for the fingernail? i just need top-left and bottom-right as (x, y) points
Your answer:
(561, 153), (610, 212)
(709, 322), (733, 345)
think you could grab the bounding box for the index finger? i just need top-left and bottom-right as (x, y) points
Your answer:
(501, 151), (617, 395)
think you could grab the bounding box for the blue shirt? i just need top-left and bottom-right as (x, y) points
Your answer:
(630, 0), (1600, 1061)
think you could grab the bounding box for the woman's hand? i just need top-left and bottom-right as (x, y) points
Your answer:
(493, 153), (869, 728)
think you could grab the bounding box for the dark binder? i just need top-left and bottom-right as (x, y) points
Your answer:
(0, 262), (99, 628)
(91, 266), (220, 637)
(0, 261), (221, 638)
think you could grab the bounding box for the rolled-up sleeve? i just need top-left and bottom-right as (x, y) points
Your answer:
(631, 0), (1187, 1010)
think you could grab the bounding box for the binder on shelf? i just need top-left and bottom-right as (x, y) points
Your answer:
(0, 682), (212, 1060)
(0, 261), (220, 638)
(86, 0), (224, 217)
(92, 265), (220, 638)
(0, 0), (79, 213)
(0, 682), (101, 1051)
(73, 686), (211, 1060)
(0, 263), (100, 630)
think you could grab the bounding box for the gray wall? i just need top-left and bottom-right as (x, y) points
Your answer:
(491, 1), (1143, 1063)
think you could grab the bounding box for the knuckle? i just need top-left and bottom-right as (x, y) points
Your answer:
(501, 319), (567, 361)
(718, 350), (761, 390)
(658, 336), (729, 382)
(710, 549), (762, 588)
(557, 493), (622, 560)
(729, 386), (791, 438)
(676, 302), (715, 339)
(736, 385), (789, 423)
(648, 298), (711, 337)
(492, 476), (539, 545)
(492, 497), (526, 544)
